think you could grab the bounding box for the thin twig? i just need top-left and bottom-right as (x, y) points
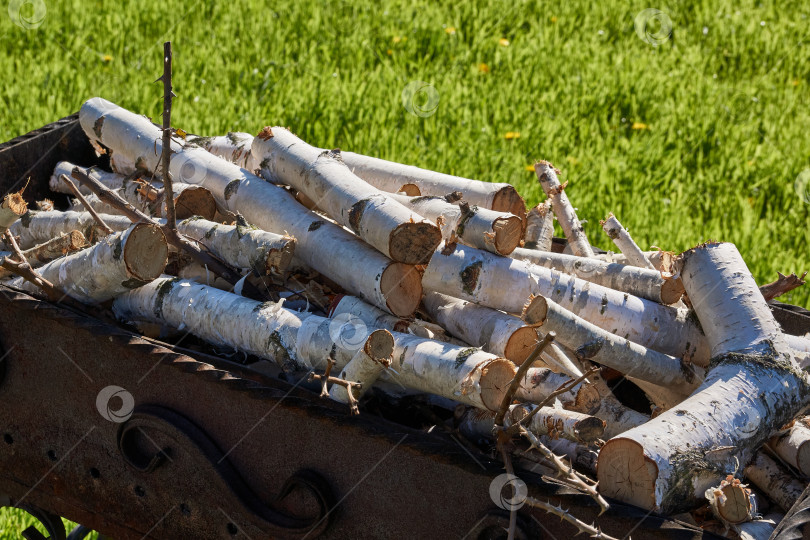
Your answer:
(497, 436), (519, 540)
(1, 232), (60, 301)
(158, 40), (178, 231)
(522, 497), (619, 539)
(308, 358), (363, 415)
(494, 332), (556, 426)
(760, 271), (807, 302)
(59, 174), (114, 235)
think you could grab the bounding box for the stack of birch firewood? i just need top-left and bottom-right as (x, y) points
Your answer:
(3, 96), (810, 539)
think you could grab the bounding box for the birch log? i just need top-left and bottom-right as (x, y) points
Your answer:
(330, 329), (393, 403)
(523, 201), (554, 251)
(188, 132), (256, 171)
(78, 98), (421, 317)
(543, 436), (599, 476)
(338, 151), (527, 219)
(8, 224), (167, 303)
(705, 477), (758, 525)
(534, 161), (593, 257)
(422, 243), (709, 365)
(177, 216), (295, 277)
(522, 295), (703, 406)
(0, 231), (86, 279)
(5, 210), (132, 248)
(744, 452), (805, 512)
(770, 418), (810, 476)
(50, 161), (132, 195)
(458, 404), (605, 443)
(0, 191), (27, 233)
(737, 513), (783, 540)
(510, 248), (685, 305)
(329, 294), (453, 342)
(592, 250), (668, 270)
(388, 193), (522, 255)
(600, 213), (655, 270)
(597, 242), (810, 515)
(251, 128), (442, 264)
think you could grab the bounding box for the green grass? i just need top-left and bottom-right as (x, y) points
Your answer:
(0, 0), (808, 533)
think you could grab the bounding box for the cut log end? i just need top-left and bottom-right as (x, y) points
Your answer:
(660, 277), (686, 305)
(123, 223), (169, 281)
(4, 192), (28, 216)
(365, 328), (395, 362)
(480, 358), (518, 411)
(492, 215), (523, 255)
(715, 483), (753, 525)
(576, 416), (607, 443)
(174, 186), (217, 220)
(504, 326), (541, 365)
(264, 238), (296, 276)
(491, 185), (527, 222)
(66, 230), (87, 250)
(398, 183), (421, 196)
(381, 262), (422, 317)
(388, 221), (443, 265)
(597, 438), (658, 511)
(521, 295), (548, 326)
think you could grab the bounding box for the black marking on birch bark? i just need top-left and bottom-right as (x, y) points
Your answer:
(308, 220), (325, 232)
(348, 198), (371, 235)
(460, 261), (483, 295)
(410, 196), (442, 204)
(154, 278), (179, 319)
(224, 180), (241, 201)
(226, 132), (242, 145)
(599, 294), (609, 315)
(252, 301), (277, 313)
(204, 224), (218, 239)
(605, 227), (620, 240)
(181, 216), (204, 223)
(455, 203), (477, 236)
(250, 246), (268, 276)
(112, 239), (123, 260)
(185, 135), (212, 148)
(259, 157), (271, 171)
(93, 116), (105, 140)
(454, 348), (478, 369)
(135, 156), (148, 171)
(523, 241), (537, 249)
(577, 338), (605, 360)
(20, 211), (34, 228)
(121, 277), (150, 289)
(266, 330), (294, 372)
(398, 346), (408, 367)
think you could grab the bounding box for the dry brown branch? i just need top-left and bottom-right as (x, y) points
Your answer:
(59, 174), (114, 235)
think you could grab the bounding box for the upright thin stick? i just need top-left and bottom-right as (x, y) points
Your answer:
(494, 332), (556, 426)
(159, 41), (177, 231)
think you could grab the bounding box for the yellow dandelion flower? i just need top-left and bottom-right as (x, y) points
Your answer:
(102, 54), (113, 62)
(387, 49), (393, 56)
(393, 36), (402, 43)
(478, 63), (490, 73)
(445, 27), (456, 35)
(525, 164), (536, 172)
(566, 156), (579, 165)
(504, 132), (520, 140)
(551, 16), (558, 23)
(792, 79), (800, 86)
(631, 122), (649, 130)
(499, 38), (510, 47)
(747, 160), (756, 166)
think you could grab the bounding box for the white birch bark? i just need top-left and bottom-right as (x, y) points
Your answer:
(5, 210), (132, 249)
(597, 242), (810, 515)
(330, 329), (394, 403)
(329, 294), (453, 343)
(78, 98), (421, 317)
(458, 404), (605, 443)
(510, 248), (685, 305)
(592, 250), (668, 270)
(177, 216), (295, 277)
(388, 193), (522, 255)
(744, 452), (805, 512)
(50, 161), (131, 195)
(534, 161), (593, 257)
(188, 132), (256, 171)
(0, 230), (86, 279)
(600, 213), (655, 269)
(770, 418), (810, 476)
(177, 263), (233, 291)
(737, 513), (782, 540)
(422, 243), (709, 365)
(339, 151), (527, 219)
(251, 128), (442, 264)
(523, 201), (554, 251)
(8, 223), (167, 304)
(522, 295), (703, 405)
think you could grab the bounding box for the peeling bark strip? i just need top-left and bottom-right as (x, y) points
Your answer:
(422, 243), (709, 365)
(177, 217), (295, 277)
(522, 295), (703, 407)
(0, 230), (86, 279)
(510, 248), (685, 305)
(251, 128), (442, 264)
(337, 151), (527, 220)
(523, 201), (554, 251)
(600, 213), (655, 270)
(534, 161), (593, 257)
(770, 417), (810, 476)
(388, 193), (522, 255)
(188, 132), (256, 171)
(78, 98), (421, 317)
(329, 295), (454, 343)
(9, 224), (167, 304)
(597, 242), (810, 515)
(330, 329), (394, 403)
